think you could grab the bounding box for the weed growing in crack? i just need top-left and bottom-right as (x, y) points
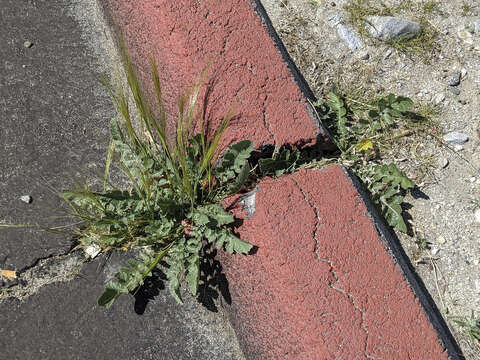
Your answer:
(1, 47), (254, 307)
(91, 52), (255, 307)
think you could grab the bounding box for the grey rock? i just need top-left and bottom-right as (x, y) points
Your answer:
(475, 20), (480, 33)
(19, 195), (32, 204)
(336, 23), (363, 51)
(365, 16), (421, 41)
(448, 86), (460, 95)
(446, 72), (461, 86)
(328, 14), (364, 52)
(443, 131), (469, 145)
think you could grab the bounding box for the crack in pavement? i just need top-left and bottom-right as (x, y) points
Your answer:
(292, 176), (373, 359)
(0, 250), (85, 301)
(262, 93), (276, 144)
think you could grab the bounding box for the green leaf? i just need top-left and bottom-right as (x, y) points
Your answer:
(228, 162), (250, 194)
(215, 140), (253, 181)
(168, 275), (183, 304)
(193, 205), (234, 227)
(391, 96), (413, 112)
(98, 287), (121, 308)
(219, 230), (253, 254)
(185, 254), (200, 295)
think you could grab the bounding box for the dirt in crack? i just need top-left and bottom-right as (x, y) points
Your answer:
(0, 251), (85, 301)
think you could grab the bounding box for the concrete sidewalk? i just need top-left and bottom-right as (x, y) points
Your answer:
(0, 0), (243, 359)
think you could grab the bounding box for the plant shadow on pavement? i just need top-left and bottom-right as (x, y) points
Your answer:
(133, 242), (233, 314)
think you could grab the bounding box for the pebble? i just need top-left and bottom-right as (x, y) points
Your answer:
(336, 22), (364, 52)
(439, 157), (449, 168)
(20, 195), (32, 204)
(431, 247), (440, 256)
(365, 16), (421, 41)
(475, 209), (480, 224)
(84, 243), (101, 259)
(434, 93), (445, 104)
(446, 72), (461, 86)
(448, 86), (460, 95)
(23, 41), (33, 48)
(357, 51), (370, 60)
(454, 144), (464, 151)
(383, 48), (393, 60)
(461, 68), (467, 78)
(474, 20), (480, 33)
(437, 235), (446, 244)
(457, 30), (474, 45)
(443, 131), (469, 144)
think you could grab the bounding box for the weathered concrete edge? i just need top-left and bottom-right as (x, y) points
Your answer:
(248, 0), (336, 150)
(342, 166), (464, 360)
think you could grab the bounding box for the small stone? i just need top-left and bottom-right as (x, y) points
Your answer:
(23, 41), (33, 48)
(20, 195), (32, 204)
(448, 86), (460, 95)
(461, 68), (467, 78)
(431, 247), (440, 256)
(470, 176), (477, 183)
(475, 209), (480, 224)
(446, 72), (461, 86)
(438, 157), (449, 168)
(383, 48), (393, 60)
(365, 16), (421, 41)
(437, 235), (446, 244)
(475, 279), (480, 293)
(336, 23), (364, 52)
(85, 243), (102, 259)
(458, 30), (474, 45)
(474, 259), (480, 266)
(454, 144), (464, 151)
(357, 50), (370, 60)
(443, 131), (469, 144)
(474, 20), (480, 33)
(434, 93), (445, 104)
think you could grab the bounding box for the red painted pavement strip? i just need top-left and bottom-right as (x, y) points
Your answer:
(100, 0), (460, 359)
(101, 0), (332, 151)
(221, 167), (448, 359)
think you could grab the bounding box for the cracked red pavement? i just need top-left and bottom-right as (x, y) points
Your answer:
(102, 0), (331, 151)
(221, 168), (448, 359)
(101, 0), (460, 358)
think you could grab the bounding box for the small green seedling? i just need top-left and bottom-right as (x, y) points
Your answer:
(452, 311), (480, 344)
